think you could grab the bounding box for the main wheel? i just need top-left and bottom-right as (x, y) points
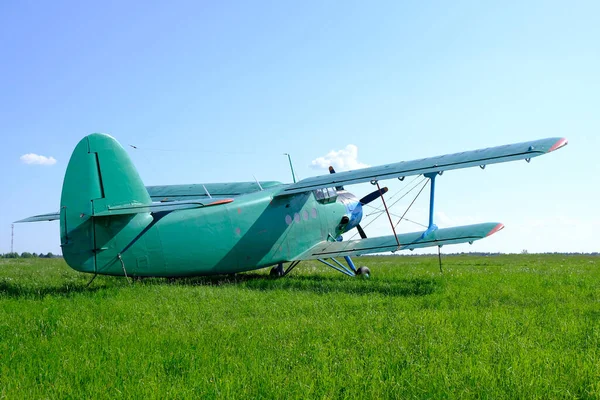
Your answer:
(356, 266), (371, 278)
(270, 266), (283, 277)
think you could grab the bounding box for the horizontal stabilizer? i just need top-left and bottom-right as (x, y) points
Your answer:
(15, 198), (233, 222)
(14, 212), (61, 223)
(294, 222), (504, 260)
(91, 198), (234, 217)
(277, 137), (567, 196)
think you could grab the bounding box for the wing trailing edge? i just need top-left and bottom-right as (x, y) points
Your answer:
(293, 222), (504, 260)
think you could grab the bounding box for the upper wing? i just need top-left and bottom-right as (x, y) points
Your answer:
(277, 137), (567, 196)
(147, 181), (283, 202)
(293, 222), (504, 260)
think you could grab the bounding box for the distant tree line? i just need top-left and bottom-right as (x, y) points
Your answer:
(375, 252), (600, 257)
(0, 252), (60, 259)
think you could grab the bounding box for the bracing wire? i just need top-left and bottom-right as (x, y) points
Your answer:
(393, 179), (430, 230)
(344, 178), (429, 241)
(363, 205), (428, 228)
(365, 176), (427, 216)
(386, 175), (423, 201)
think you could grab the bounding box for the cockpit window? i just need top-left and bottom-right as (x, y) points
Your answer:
(314, 187), (338, 204)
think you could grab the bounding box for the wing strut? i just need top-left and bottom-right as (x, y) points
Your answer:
(420, 172), (441, 238)
(374, 181), (401, 250)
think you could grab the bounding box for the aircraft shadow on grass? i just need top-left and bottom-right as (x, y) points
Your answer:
(167, 273), (441, 297)
(0, 274), (438, 299)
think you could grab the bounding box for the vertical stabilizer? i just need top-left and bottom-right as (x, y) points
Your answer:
(60, 133), (152, 273)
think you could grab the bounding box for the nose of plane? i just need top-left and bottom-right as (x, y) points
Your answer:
(341, 198), (363, 233)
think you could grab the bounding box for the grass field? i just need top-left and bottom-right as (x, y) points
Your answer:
(1, 255), (599, 399)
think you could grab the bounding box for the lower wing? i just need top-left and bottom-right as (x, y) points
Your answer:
(294, 222), (504, 260)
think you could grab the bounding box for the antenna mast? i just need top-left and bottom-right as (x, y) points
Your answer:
(284, 153), (297, 183)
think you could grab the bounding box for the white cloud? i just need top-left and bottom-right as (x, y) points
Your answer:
(310, 144), (370, 171)
(20, 153), (57, 166)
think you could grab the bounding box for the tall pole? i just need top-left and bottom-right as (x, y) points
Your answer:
(11, 224), (14, 254)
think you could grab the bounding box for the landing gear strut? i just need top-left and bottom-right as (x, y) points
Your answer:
(270, 261), (301, 278)
(315, 257), (371, 278)
(270, 263), (285, 277)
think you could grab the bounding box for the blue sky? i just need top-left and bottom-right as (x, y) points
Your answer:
(1, 1), (598, 255)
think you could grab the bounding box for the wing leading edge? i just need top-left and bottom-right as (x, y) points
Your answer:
(293, 222), (504, 260)
(277, 137), (567, 196)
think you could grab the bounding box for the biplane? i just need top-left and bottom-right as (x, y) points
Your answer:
(17, 134), (567, 278)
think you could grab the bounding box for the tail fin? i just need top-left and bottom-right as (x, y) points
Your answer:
(60, 133), (152, 273)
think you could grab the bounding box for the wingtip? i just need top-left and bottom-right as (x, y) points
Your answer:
(486, 223), (505, 237)
(548, 138), (568, 153)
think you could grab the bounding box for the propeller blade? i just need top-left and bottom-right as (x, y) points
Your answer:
(359, 187), (388, 205)
(356, 224), (367, 239)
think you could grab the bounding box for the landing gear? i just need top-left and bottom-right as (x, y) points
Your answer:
(270, 261), (302, 277)
(270, 263), (285, 277)
(315, 257), (371, 278)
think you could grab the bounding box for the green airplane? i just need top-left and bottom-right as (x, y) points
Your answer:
(17, 134), (567, 279)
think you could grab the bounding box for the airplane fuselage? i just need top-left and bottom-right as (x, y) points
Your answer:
(73, 186), (362, 277)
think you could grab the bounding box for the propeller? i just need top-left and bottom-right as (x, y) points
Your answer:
(356, 224), (367, 239)
(355, 187), (389, 239)
(329, 165), (389, 240)
(359, 187), (388, 205)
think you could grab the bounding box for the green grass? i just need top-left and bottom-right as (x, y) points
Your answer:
(1, 255), (599, 399)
